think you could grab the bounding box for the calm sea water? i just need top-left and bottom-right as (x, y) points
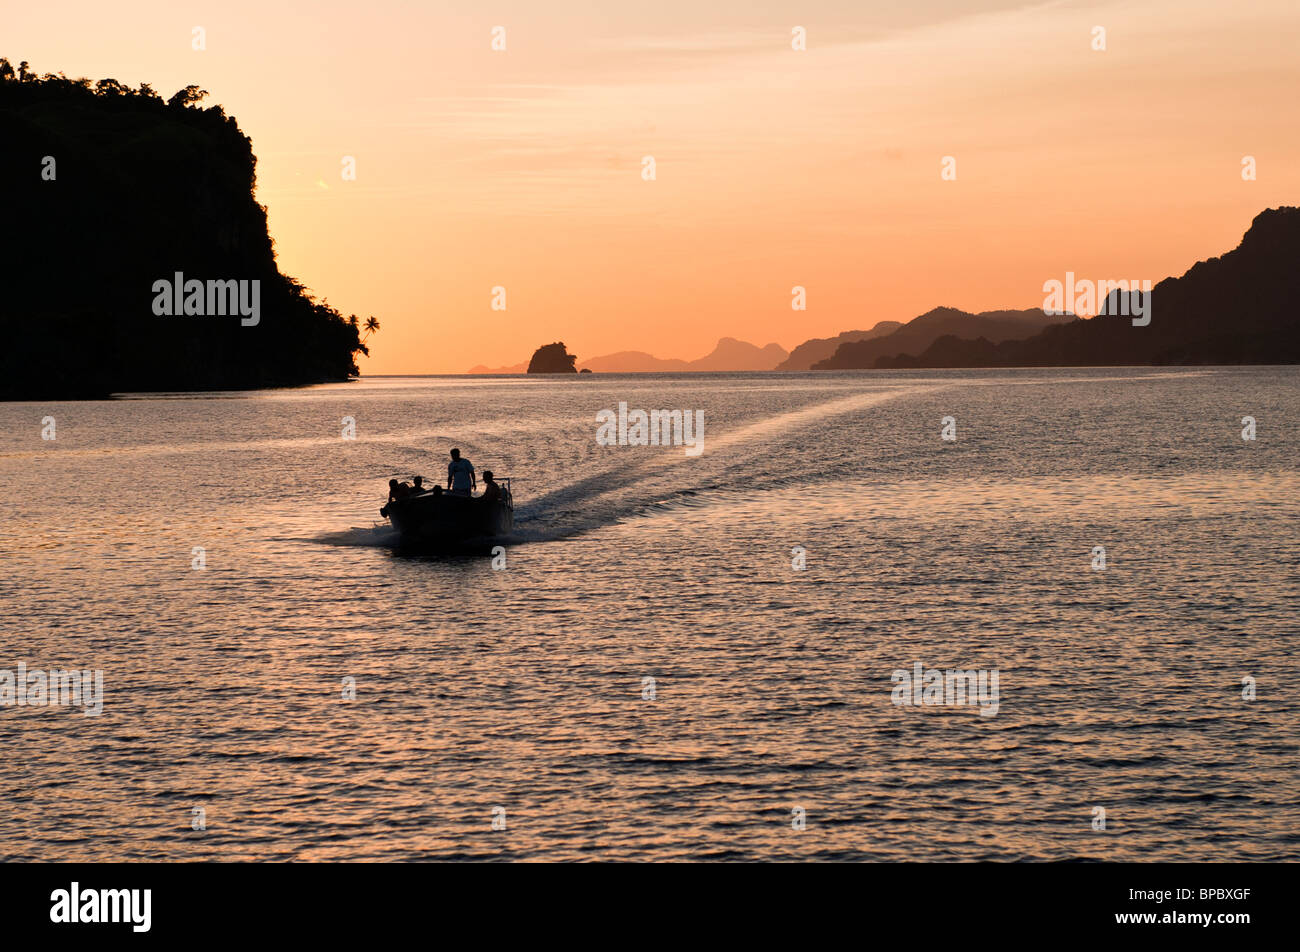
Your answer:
(2, 368), (1297, 861)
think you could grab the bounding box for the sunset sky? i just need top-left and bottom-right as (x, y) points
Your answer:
(8, 0), (1299, 373)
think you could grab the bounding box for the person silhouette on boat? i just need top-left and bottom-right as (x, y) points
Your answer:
(480, 470), (501, 505)
(381, 478), (412, 517)
(447, 448), (476, 496)
(411, 475), (426, 495)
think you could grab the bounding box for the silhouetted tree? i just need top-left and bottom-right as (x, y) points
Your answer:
(167, 84), (208, 108)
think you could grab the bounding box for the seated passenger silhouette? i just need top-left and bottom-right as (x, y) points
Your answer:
(380, 478), (412, 518)
(480, 470), (501, 505)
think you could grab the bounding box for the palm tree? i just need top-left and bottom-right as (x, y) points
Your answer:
(362, 316), (380, 341)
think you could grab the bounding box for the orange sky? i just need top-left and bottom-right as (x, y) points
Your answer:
(8, 0), (1299, 372)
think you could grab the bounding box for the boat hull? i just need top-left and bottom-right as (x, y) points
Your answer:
(385, 491), (513, 546)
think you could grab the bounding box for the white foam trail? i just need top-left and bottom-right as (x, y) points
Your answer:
(703, 384), (946, 456)
(513, 384), (950, 541)
(314, 524), (402, 547)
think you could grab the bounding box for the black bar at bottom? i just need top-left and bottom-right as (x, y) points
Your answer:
(0, 862), (1279, 940)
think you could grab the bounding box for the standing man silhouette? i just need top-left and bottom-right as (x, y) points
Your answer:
(447, 448), (476, 496)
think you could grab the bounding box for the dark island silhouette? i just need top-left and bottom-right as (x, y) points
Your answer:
(0, 60), (376, 399)
(527, 342), (578, 373)
(818, 208), (1300, 369)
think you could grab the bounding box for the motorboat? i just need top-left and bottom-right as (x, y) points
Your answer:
(382, 478), (513, 546)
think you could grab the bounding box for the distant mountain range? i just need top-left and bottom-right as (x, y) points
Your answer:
(812, 308), (1073, 370)
(469, 337), (788, 374)
(466, 207), (1298, 375)
(467, 359), (530, 374)
(776, 322), (903, 370)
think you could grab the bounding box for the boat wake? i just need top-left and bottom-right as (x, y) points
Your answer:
(314, 371), (1224, 551)
(310, 383), (947, 549)
(511, 383), (946, 542)
(314, 524), (403, 547)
